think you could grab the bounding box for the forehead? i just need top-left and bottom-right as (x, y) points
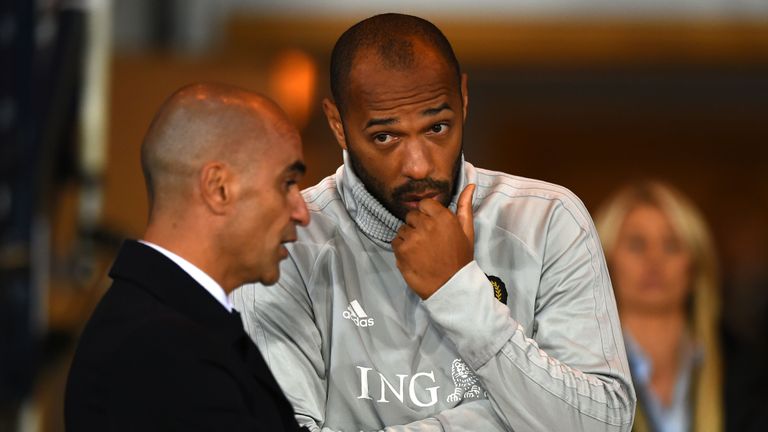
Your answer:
(345, 48), (460, 117)
(246, 119), (303, 176)
(623, 205), (675, 234)
(268, 130), (303, 170)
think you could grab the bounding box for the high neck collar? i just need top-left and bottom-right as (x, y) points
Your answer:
(336, 150), (467, 249)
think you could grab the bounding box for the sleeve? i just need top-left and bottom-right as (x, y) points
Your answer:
(232, 255), (329, 428)
(377, 400), (507, 432)
(310, 401), (505, 432)
(422, 201), (636, 431)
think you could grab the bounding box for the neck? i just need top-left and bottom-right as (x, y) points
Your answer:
(622, 308), (687, 406)
(143, 221), (232, 293)
(622, 309), (686, 357)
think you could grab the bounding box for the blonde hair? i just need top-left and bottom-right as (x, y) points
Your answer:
(594, 181), (722, 432)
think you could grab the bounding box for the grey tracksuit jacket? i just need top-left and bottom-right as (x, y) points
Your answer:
(233, 153), (636, 431)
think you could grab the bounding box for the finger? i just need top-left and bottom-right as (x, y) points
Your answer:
(417, 197), (447, 217)
(457, 184), (476, 244)
(396, 223), (411, 241)
(391, 236), (403, 251)
(404, 209), (424, 228)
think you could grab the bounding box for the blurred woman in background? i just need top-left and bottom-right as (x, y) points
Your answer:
(595, 181), (722, 432)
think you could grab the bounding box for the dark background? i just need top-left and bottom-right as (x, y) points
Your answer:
(2, 2), (766, 430)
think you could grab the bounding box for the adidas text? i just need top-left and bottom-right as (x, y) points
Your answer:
(343, 300), (375, 327)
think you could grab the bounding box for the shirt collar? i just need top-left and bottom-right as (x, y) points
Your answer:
(624, 330), (703, 383)
(623, 330), (703, 432)
(138, 240), (233, 312)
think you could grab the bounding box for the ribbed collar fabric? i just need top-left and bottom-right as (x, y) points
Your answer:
(336, 150), (467, 249)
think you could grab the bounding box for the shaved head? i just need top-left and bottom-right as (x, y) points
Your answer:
(140, 83), (297, 218)
(139, 83), (308, 289)
(330, 13), (461, 115)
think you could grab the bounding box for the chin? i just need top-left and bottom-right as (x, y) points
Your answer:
(258, 275), (279, 286)
(259, 267), (281, 286)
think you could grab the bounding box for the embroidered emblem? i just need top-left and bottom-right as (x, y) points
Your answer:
(446, 359), (483, 403)
(486, 274), (508, 304)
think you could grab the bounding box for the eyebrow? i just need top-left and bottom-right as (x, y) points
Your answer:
(364, 117), (396, 130)
(285, 160), (306, 176)
(422, 102), (452, 117)
(363, 103), (454, 130)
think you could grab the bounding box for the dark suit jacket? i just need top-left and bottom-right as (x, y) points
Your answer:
(65, 240), (303, 431)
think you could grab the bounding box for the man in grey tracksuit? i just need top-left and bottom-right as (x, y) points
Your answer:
(233, 13), (635, 432)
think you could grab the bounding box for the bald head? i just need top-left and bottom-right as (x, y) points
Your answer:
(139, 83), (309, 289)
(330, 13), (461, 114)
(141, 83), (297, 217)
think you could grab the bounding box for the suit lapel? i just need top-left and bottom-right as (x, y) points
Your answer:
(229, 310), (295, 406)
(109, 241), (232, 331)
(109, 241), (293, 413)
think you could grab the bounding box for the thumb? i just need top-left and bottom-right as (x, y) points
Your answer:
(457, 184), (476, 245)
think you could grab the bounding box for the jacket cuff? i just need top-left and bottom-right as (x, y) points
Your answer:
(422, 261), (517, 369)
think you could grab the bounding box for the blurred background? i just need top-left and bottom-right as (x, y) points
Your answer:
(1, 0), (766, 431)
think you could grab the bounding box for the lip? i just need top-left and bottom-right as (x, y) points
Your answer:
(278, 236), (296, 256)
(401, 191), (440, 208)
(638, 277), (667, 291)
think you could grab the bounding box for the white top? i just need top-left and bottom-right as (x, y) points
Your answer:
(625, 332), (700, 432)
(139, 240), (233, 312)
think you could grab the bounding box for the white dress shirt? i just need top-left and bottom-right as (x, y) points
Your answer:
(139, 240), (233, 312)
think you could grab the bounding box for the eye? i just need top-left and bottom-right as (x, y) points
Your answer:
(283, 178), (299, 192)
(428, 123), (449, 135)
(372, 133), (397, 145)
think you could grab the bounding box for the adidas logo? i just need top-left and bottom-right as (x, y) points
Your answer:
(342, 299), (375, 327)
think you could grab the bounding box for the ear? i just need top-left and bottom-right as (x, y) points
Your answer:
(460, 72), (469, 122)
(199, 161), (234, 215)
(322, 98), (348, 150)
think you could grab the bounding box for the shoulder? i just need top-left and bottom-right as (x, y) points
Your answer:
(302, 172), (342, 213)
(82, 281), (221, 361)
(472, 166), (594, 231)
(69, 288), (216, 398)
(295, 169), (354, 247)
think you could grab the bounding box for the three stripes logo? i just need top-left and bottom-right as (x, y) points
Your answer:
(342, 299), (375, 327)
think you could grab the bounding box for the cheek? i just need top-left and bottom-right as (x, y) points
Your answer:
(240, 198), (278, 245)
(363, 156), (394, 182)
(667, 255), (693, 290)
(435, 146), (458, 177)
(261, 205), (284, 235)
(609, 252), (651, 305)
(264, 196), (295, 234)
(349, 143), (396, 186)
(611, 251), (643, 285)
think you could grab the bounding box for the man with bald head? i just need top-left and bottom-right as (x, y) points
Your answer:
(234, 13), (635, 432)
(65, 83), (309, 431)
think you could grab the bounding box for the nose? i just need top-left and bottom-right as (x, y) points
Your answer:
(290, 188), (310, 227)
(400, 138), (433, 180)
(643, 244), (667, 274)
